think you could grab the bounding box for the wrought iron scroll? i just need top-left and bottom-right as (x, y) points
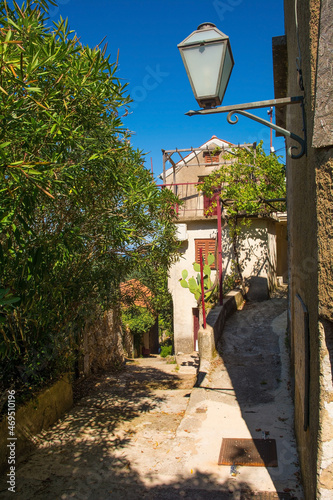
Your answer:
(185, 96), (307, 160)
(226, 109), (306, 159)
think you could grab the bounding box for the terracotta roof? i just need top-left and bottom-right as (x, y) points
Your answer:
(120, 279), (154, 309)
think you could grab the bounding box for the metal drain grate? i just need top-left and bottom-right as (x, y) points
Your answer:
(240, 493), (294, 499)
(218, 438), (278, 467)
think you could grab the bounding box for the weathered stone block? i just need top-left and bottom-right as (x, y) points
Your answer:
(198, 328), (215, 361)
(83, 305), (125, 375)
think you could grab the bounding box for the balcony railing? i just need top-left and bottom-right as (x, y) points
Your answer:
(157, 181), (218, 219)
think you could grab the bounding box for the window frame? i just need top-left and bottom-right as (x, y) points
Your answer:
(203, 151), (220, 164)
(194, 238), (216, 270)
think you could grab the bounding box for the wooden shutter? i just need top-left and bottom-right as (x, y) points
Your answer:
(195, 239), (216, 269)
(203, 193), (218, 216)
(203, 188), (220, 217)
(203, 151), (220, 164)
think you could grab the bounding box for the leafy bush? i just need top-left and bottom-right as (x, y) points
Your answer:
(122, 306), (155, 354)
(160, 345), (173, 358)
(198, 142), (286, 285)
(0, 0), (179, 396)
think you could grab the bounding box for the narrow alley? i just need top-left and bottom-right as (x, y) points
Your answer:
(0, 293), (303, 499)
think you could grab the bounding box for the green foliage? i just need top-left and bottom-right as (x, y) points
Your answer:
(198, 142), (286, 220)
(198, 142), (286, 284)
(0, 1), (179, 394)
(180, 253), (217, 306)
(122, 306), (155, 336)
(222, 264), (241, 294)
(127, 256), (177, 342)
(122, 306), (155, 353)
(160, 345), (173, 358)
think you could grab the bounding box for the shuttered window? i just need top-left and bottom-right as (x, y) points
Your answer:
(203, 151), (220, 164)
(195, 239), (216, 269)
(203, 192), (219, 216)
(203, 187), (221, 217)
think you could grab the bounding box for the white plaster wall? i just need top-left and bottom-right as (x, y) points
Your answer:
(267, 220), (277, 289)
(170, 218), (278, 354)
(169, 220), (217, 354)
(237, 219), (275, 283)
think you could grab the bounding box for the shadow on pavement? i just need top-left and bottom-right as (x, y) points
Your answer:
(0, 436), (290, 499)
(0, 339), (298, 499)
(200, 295), (302, 497)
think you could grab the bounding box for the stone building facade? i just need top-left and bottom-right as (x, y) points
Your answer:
(275, 1), (333, 497)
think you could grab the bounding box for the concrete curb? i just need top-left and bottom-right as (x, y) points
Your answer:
(198, 289), (245, 367)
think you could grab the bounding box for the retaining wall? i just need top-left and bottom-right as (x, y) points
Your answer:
(0, 374), (73, 476)
(198, 289), (244, 362)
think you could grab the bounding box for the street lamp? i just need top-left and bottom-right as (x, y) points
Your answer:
(177, 22), (234, 109)
(178, 23), (306, 159)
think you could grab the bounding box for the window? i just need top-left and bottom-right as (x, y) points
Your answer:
(203, 187), (221, 217)
(203, 192), (218, 216)
(195, 239), (216, 269)
(203, 151), (220, 164)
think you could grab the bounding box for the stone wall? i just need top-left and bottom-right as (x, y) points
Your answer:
(318, 319), (333, 498)
(82, 304), (127, 375)
(283, 0), (333, 497)
(0, 375), (72, 476)
(198, 289), (244, 362)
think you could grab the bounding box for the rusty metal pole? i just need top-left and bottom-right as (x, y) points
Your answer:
(217, 195), (223, 305)
(267, 107), (273, 152)
(199, 248), (206, 328)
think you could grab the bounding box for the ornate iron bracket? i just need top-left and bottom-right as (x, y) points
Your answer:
(186, 96), (306, 159)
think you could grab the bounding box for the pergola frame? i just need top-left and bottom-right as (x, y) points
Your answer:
(161, 142), (256, 192)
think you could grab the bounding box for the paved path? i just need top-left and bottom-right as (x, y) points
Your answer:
(0, 295), (304, 499)
(1, 358), (203, 499)
(183, 295), (304, 499)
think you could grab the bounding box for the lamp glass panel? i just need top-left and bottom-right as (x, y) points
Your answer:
(181, 29), (222, 45)
(182, 42), (225, 98)
(218, 45), (233, 101)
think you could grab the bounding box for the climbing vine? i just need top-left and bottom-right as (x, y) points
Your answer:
(198, 142), (286, 288)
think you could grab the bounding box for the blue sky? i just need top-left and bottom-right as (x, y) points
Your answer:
(46, 0), (286, 178)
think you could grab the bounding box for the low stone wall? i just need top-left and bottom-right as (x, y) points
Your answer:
(0, 374), (73, 476)
(198, 289), (244, 362)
